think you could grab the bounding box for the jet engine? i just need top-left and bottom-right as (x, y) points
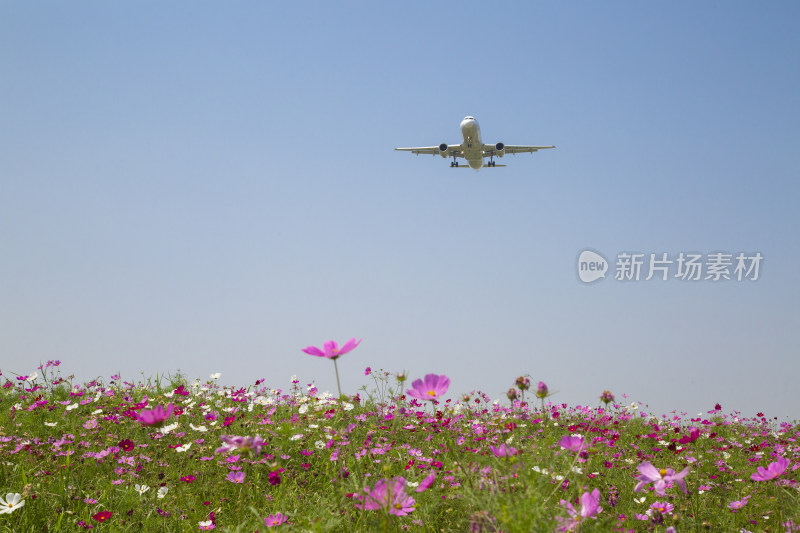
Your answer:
(438, 143), (449, 158)
(495, 142), (505, 157)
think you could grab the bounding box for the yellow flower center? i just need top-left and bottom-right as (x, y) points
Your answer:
(659, 468), (668, 477)
(427, 390), (436, 397)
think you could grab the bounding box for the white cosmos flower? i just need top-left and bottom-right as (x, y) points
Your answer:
(157, 487), (168, 499)
(290, 434), (303, 441)
(189, 423), (207, 432)
(134, 484), (150, 495)
(44, 422), (57, 427)
(0, 493), (25, 514)
(175, 443), (191, 452)
(66, 404), (78, 411)
(159, 423), (179, 434)
(210, 373), (221, 380)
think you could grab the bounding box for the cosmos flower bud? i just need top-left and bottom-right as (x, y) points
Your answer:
(536, 381), (548, 399)
(600, 390), (615, 405)
(506, 388), (518, 401)
(396, 371), (407, 383)
(515, 376), (530, 391)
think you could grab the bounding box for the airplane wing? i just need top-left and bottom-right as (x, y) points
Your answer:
(495, 145), (555, 155)
(395, 145), (464, 157)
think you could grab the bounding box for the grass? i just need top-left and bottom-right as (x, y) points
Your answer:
(0, 362), (798, 532)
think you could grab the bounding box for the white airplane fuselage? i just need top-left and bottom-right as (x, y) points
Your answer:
(459, 116), (484, 170)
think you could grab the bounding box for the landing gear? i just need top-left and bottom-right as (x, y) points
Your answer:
(450, 161), (459, 167)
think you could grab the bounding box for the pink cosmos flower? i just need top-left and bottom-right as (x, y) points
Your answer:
(416, 473), (435, 493)
(302, 338), (362, 397)
(556, 488), (603, 531)
(729, 495), (750, 511)
(354, 477), (416, 516)
(135, 404), (175, 427)
(406, 374), (450, 401)
(215, 435), (267, 455)
(649, 501), (674, 515)
(558, 435), (588, 453)
(226, 471), (245, 483)
(489, 444), (518, 457)
(301, 338), (362, 360)
(634, 461), (690, 495)
(751, 456), (790, 481)
(600, 390), (615, 404)
(264, 513), (288, 527)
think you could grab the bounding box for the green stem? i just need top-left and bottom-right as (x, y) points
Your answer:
(333, 358), (343, 398)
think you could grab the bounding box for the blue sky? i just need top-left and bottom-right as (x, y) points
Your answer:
(2, 2), (799, 420)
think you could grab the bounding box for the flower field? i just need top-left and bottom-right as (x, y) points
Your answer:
(1, 349), (798, 532)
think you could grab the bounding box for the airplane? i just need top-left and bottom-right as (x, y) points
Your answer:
(395, 116), (555, 170)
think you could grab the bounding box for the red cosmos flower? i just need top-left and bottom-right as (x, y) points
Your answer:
(118, 439), (135, 451)
(92, 511), (113, 522)
(678, 428), (700, 444)
(181, 475), (197, 483)
(268, 469), (282, 486)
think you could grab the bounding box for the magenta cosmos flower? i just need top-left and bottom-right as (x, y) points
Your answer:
(634, 462), (690, 495)
(264, 512), (288, 527)
(556, 489), (603, 532)
(135, 404), (175, 427)
(406, 374), (450, 401)
(354, 477), (416, 516)
(302, 338), (362, 397)
(301, 338), (362, 360)
(558, 435), (588, 453)
(751, 456), (790, 481)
